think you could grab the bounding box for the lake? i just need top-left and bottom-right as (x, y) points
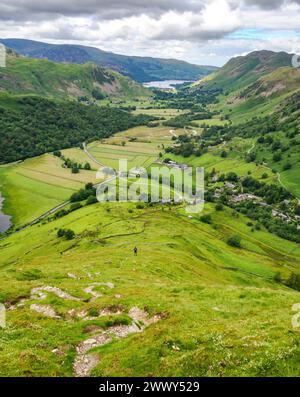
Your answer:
(143, 80), (194, 89)
(0, 194), (11, 234)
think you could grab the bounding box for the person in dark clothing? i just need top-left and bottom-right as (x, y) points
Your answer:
(134, 246), (138, 256)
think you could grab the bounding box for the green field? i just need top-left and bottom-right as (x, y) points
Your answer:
(88, 142), (160, 170)
(87, 126), (183, 171)
(113, 125), (186, 140)
(164, 139), (277, 183)
(1, 46), (300, 379)
(0, 153), (98, 227)
(193, 117), (228, 127)
(133, 108), (188, 120)
(280, 168), (300, 198)
(0, 126), (187, 229)
(1, 200), (300, 376)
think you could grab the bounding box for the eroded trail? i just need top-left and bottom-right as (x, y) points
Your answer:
(73, 307), (161, 377)
(7, 278), (162, 376)
(9, 281), (114, 314)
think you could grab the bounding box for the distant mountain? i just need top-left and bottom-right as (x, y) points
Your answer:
(199, 50), (293, 91)
(0, 38), (218, 83)
(192, 50), (299, 120)
(0, 49), (149, 100)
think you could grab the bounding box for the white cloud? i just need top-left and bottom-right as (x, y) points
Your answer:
(0, 0), (299, 65)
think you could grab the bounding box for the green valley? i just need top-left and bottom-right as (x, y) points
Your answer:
(0, 43), (300, 380)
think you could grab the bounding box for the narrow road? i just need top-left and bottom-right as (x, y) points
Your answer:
(247, 141), (256, 154)
(277, 171), (289, 191)
(83, 142), (106, 167)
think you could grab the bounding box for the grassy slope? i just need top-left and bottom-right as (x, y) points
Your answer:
(0, 53), (150, 100)
(195, 51), (299, 125)
(255, 130), (300, 198)
(204, 50), (292, 92)
(0, 201), (300, 376)
(195, 55), (300, 196)
(164, 138), (277, 184)
(219, 70), (300, 124)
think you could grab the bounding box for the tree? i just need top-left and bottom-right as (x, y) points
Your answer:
(53, 150), (62, 157)
(57, 229), (65, 238)
(85, 183), (94, 190)
(227, 235), (242, 248)
(273, 272), (282, 283)
(84, 162), (91, 170)
(57, 228), (75, 240)
(86, 195), (98, 205)
(273, 152), (282, 162)
(71, 166), (79, 174)
(200, 214), (212, 224)
(226, 172), (238, 182)
(283, 162), (292, 171)
(286, 272), (300, 291)
(70, 203), (82, 212)
(64, 229), (75, 240)
(221, 150), (228, 158)
(215, 203), (224, 211)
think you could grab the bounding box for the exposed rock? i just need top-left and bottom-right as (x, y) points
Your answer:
(73, 307), (161, 377)
(31, 286), (81, 301)
(30, 304), (61, 319)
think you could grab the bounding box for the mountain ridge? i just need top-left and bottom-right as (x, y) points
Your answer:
(0, 38), (218, 83)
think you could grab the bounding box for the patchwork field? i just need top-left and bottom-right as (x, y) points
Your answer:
(61, 148), (101, 171)
(87, 142), (160, 171)
(87, 126), (183, 171)
(0, 153), (98, 228)
(133, 108), (188, 120)
(1, 201), (300, 376)
(113, 125), (186, 140)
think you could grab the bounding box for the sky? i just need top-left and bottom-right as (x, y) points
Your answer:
(0, 0), (300, 66)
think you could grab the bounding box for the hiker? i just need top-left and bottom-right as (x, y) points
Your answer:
(134, 246), (138, 256)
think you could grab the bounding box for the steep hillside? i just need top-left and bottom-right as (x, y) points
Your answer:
(0, 50), (150, 100)
(239, 67), (300, 100)
(0, 38), (218, 83)
(0, 200), (300, 376)
(192, 51), (299, 123)
(203, 50), (293, 92)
